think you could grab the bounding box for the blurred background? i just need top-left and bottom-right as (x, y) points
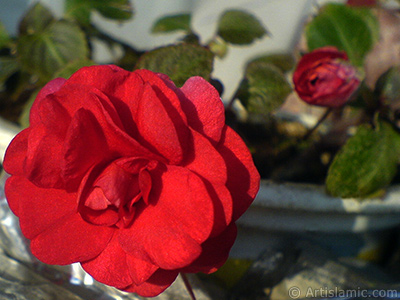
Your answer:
(0, 0), (345, 100)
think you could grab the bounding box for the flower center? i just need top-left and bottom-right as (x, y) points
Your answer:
(78, 158), (157, 228)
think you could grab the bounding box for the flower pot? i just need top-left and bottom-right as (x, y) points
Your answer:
(232, 179), (400, 261)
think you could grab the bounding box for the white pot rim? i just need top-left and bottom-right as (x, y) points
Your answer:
(254, 179), (400, 214)
(237, 179), (400, 233)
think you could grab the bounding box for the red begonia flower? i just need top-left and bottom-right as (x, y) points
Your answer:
(293, 46), (360, 108)
(3, 65), (260, 297)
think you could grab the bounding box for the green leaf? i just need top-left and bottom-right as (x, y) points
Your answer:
(65, 0), (133, 25)
(19, 2), (55, 35)
(306, 3), (379, 66)
(95, 0), (133, 20)
(53, 58), (96, 79)
(0, 22), (11, 49)
(249, 53), (295, 73)
(151, 14), (191, 33)
(374, 66), (400, 105)
(135, 44), (214, 87)
(0, 57), (19, 83)
(65, 0), (91, 25)
(243, 62), (292, 115)
(326, 121), (400, 198)
(352, 6), (380, 43)
(217, 10), (267, 45)
(17, 20), (88, 83)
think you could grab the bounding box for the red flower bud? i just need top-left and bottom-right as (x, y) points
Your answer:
(347, 0), (377, 7)
(293, 47), (360, 108)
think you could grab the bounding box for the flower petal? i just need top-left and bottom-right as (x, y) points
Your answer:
(30, 213), (114, 265)
(135, 83), (187, 164)
(5, 176), (77, 239)
(62, 109), (108, 189)
(119, 166), (214, 269)
(126, 253), (159, 286)
(217, 126), (260, 221)
(203, 182), (233, 237)
(184, 130), (232, 236)
(3, 128), (30, 176)
(81, 233), (133, 289)
(185, 129), (227, 185)
(58, 84), (159, 162)
(23, 92), (75, 189)
(4, 176), (22, 216)
(32, 92), (71, 136)
(30, 77), (66, 126)
(25, 124), (65, 188)
(182, 223), (237, 274)
(146, 166), (215, 243)
(123, 269), (179, 297)
(293, 46), (348, 80)
(80, 206), (119, 226)
(136, 69), (188, 125)
(66, 65), (130, 99)
(66, 65), (145, 138)
(180, 76), (225, 143)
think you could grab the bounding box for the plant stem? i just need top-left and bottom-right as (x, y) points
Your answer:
(181, 273), (196, 300)
(302, 108), (332, 141)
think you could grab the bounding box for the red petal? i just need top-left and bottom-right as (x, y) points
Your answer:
(293, 46), (348, 83)
(205, 183), (233, 237)
(139, 168), (152, 205)
(5, 176), (77, 239)
(180, 76), (225, 143)
(32, 93), (71, 136)
(66, 65), (130, 99)
(182, 223), (237, 274)
(59, 84), (158, 161)
(22, 93), (74, 188)
(65, 65), (133, 109)
(66, 65), (145, 138)
(119, 166), (214, 269)
(184, 130), (233, 236)
(30, 213), (114, 265)
(123, 269), (179, 297)
(145, 166), (215, 244)
(80, 206), (119, 226)
(93, 161), (139, 206)
(84, 187), (110, 210)
(81, 233), (133, 289)
(185, 129), (227, 185)
(25, 124), (65, 188)
(135, 83), (187, 164)
(217, 126), (260, 221)
(3, 128), (30, 176)
(4, 176), (22, 216)
(126, 253), (159, 285)
(120, 216), (202, 270)
(62, 109), (108, 189)
(30, 77), (66, 126)
(136, 69), (188, 125)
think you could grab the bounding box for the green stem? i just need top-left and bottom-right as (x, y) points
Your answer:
(302, 108), (332, 141)
(181, 273), (196, 300)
